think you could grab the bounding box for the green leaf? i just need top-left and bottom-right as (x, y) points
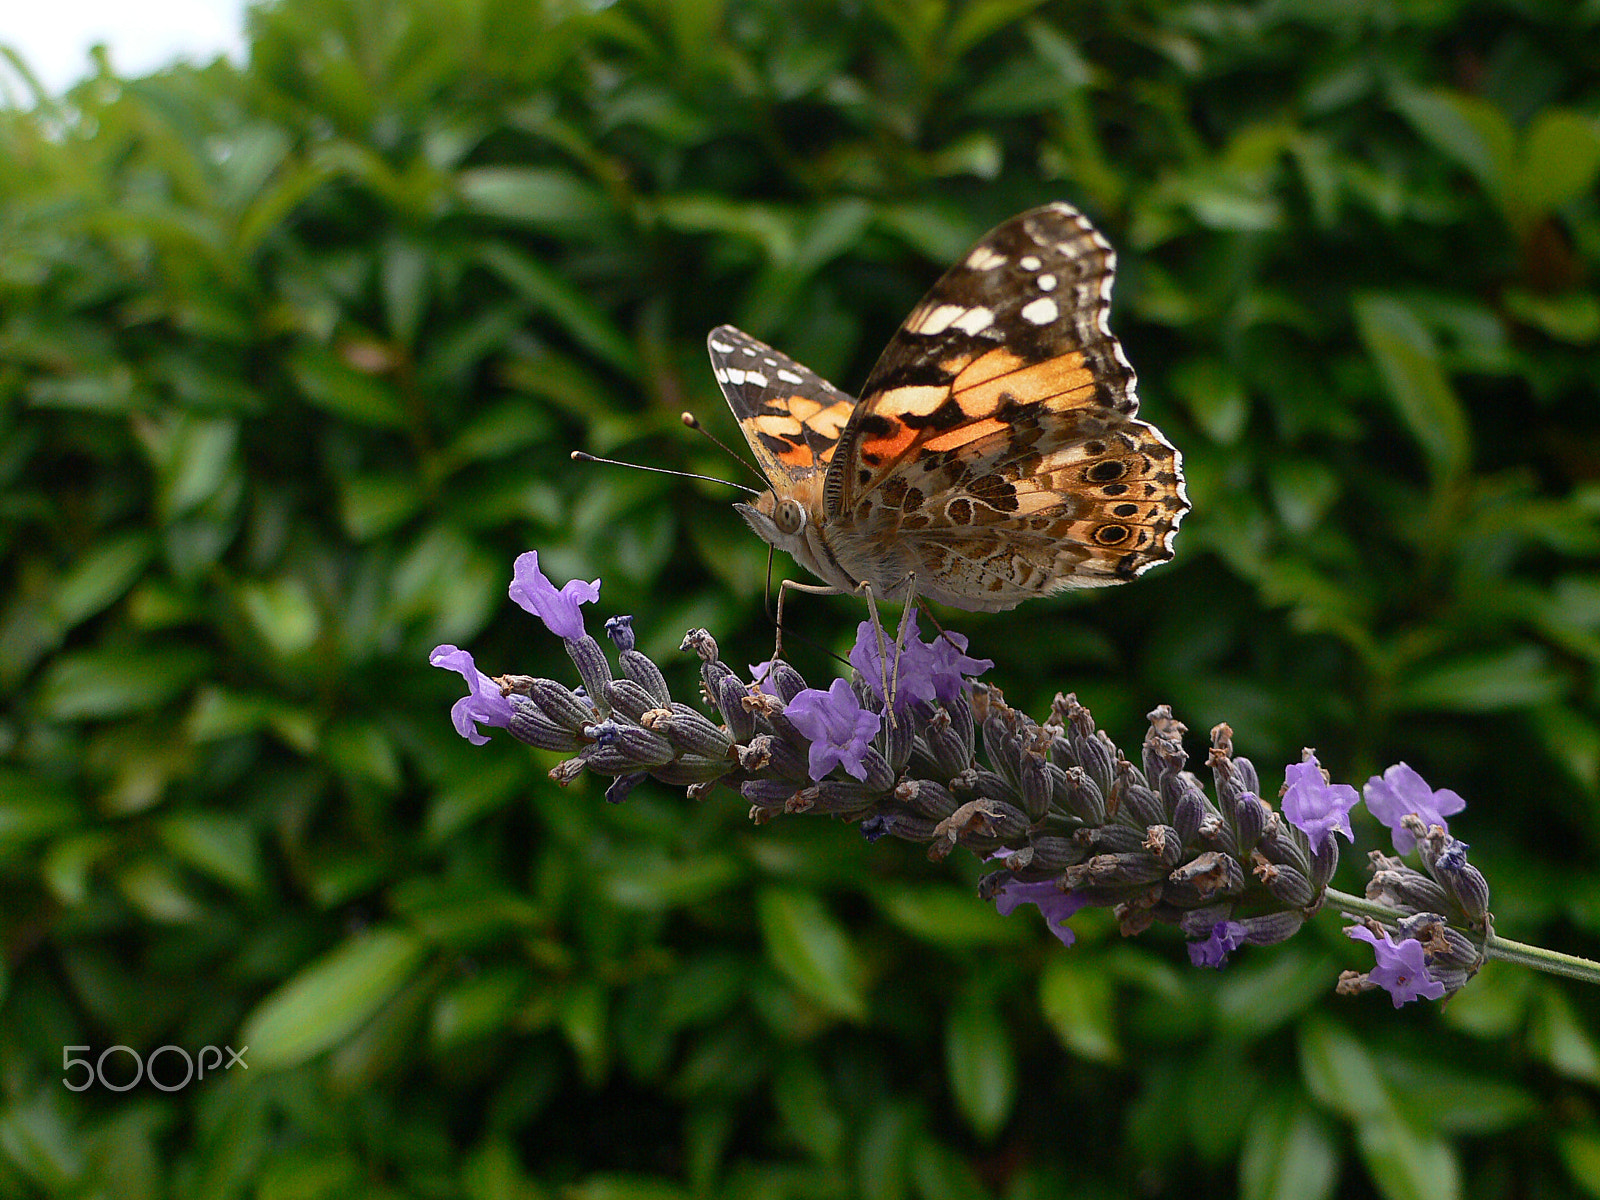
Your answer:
(457, 166), (608, 229)
(1518, 109), (1600, 218)
(601, 855), (745, 911)
(51, 533), (154, 629)
(874, 885), (1027, 947)
(479, 243), (640, 376)
(1391, 88), (1515, 220)
(240, 927), (429, 1070)
(946, 984), (1016, 1140)
(1557, 1130), (1600, 1199)
(1354, 1114), (1461, 1200)
(1297, 1019), (1391, 1122)
(36, 645), (212, 720)
(1393, 645), (1563, 713)
(157, 813), (267, 896)
(1170, 356), (1250, 444)
(288, 345), (408, 430)
(1503, 288), (1600, 345)
(236, 576), (322, 658)
(1240, 1093), (1338, 1200)
(1038, 957), (1119, 1063)
(1530, 984), (1600, 1084)
(756, 887), (867, 1021)
(1352, 293), (1471, 480)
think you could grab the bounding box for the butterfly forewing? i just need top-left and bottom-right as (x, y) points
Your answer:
(707, 325), (855, 486)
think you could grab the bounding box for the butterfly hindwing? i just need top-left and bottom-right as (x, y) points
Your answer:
(708, 325), (856, 488)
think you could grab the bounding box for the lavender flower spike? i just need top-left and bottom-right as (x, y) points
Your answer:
(1364, 762), (1467, 854)
(1281, 751), (1359, 844)
(1346, 925), (1447, 1007)
(784, 677), (883, 782)
(510, 550), (600, 639)
(430, 645), (515, 745)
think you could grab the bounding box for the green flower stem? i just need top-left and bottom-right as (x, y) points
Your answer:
(1324, 887), (1600, 986)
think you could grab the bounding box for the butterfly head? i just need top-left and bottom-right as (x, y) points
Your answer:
(734, 491), (807, 554)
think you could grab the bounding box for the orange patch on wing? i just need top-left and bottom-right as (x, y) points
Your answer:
(858, 421), (917, 463)
(925, 416), (1009, 452)
(807, 398), (854, 438)
(948, 348), (1025, 390)
(955, 352), (1096, 414)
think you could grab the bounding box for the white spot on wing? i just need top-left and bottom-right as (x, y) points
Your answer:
(1020, 297), (1059, 325)
(724, 367), (746, 385)
(744, 371), (768, 387)
(711, 341), (733, 354)
(909, 303), (966, 335)
(742, 346), (758, 356)
(952, 306), (995, 335)
(777, 369), (804, 385)
(1019, 255), (1041, 270)
(1037, 274), (1057, 291)
(966, 246), (1007, 270)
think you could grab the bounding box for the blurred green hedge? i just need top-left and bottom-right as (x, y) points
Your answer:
(2, 0), (1598, 1196)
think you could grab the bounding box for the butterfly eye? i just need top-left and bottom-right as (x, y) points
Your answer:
(773, 499), (805, 535)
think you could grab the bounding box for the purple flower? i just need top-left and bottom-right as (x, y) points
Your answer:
(784, 678), (883, 782)
(749, 661), (779, 696)
(992, 878), (1087, 946)
(848, 609), (992, 711)
(1346, 925), (1447, 1007)
(509, 550), (600, 640)
(430, 645), (514, 746)
(1281, 752), (1358, 844)
(1364, 762), (1466, 853)
(1188, 920), (1248, 969)
(921, 626), (994, 705)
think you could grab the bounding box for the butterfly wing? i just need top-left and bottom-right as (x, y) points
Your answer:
(821, 203), (1188, 607)
(707, 325), (857, 489)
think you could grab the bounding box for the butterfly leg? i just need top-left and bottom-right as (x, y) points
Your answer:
(853, 573), (920, 729)
(768, 576), (844, 668)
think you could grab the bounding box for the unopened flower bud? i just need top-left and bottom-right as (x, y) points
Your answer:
(1111, 762), (1163, 828)
(643, 704), (733, 759)
(1251, 853), (1315, 908)
(1171, 778), (1205, 843)
(1060, 766), (1106, 825)
(564, 634), (613, 704)
(920, 708), (973, 779)
(1020, 753), (1053, 823)
(605, 771), (647, 804)
(1235, 910), (1304, 946)
(605, 678), (660, 722)
(620, 647), (671, 705)
(897, 778), (959, 820)
(1026, 836), (1086, 872)
(743, 779), (798, 810)
(716, 674), (755, 742)
(529, 678), (598, 732)
(505, 696), (584, 751)
(1234, 793), (1269, 852)
(583, 718), (675, 769)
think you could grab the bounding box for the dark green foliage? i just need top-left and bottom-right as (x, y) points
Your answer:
(2, 0), (1598, 1195)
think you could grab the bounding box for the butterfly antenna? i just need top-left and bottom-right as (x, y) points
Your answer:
(681, 411), (766, 487)
(569, 451), (760, 495)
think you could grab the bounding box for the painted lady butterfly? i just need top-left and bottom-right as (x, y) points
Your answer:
(708, 202), (1188, 614)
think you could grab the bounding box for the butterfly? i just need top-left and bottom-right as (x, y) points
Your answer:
(707, 202), (1188, 615)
